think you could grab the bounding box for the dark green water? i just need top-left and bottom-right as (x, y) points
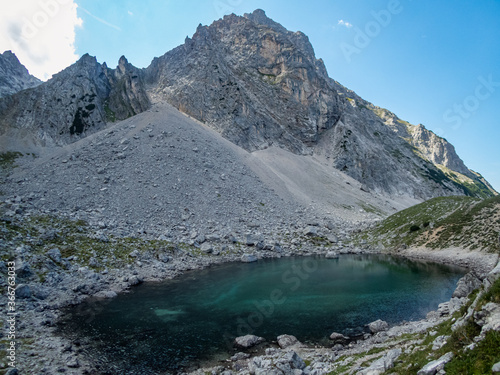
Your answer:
(58, 255), (464, 374)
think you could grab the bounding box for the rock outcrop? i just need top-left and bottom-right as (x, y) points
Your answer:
(0, 50), (41, 98)
(0, 54), (149, 148)
(144, 9), (494, 199)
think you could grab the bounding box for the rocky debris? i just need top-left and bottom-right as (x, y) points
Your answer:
(431, 335), (449, 351)
(241, 254), (258, 263)
(437, 297), (465, 316)
(248, 350), (306, 375)
(417, 352), (454, 375)
(474, 302), (500, 335)
(234, 335), (265, 349)
(0, 50), (41, 98)
(277, 334), (301, 349)
(357, 348), (401, 375)
(329, 332), (349, 345)
(367, 319), (389, 334)
(452, 272), (482, 298)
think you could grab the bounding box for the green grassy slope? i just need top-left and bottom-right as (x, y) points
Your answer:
(359, 195), (500, 253)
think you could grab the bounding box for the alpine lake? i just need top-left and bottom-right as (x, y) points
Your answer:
(57, 254), (465, 374)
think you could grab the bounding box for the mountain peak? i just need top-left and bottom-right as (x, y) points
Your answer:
(243, 9), (287, 33)
(0, 50), (41, 98)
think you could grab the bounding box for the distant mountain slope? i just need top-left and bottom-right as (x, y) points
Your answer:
(0, 50), (41, 98)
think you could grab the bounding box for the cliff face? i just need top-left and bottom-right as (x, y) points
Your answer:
(144, 9), (494, 199)
(145, 10), (342, 154)
(0, 54), (150, 147)
(0, 50), (41, 98)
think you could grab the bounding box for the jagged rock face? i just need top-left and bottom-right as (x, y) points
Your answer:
(0, 54), (150, 147)
(0, 51), (41, 98)
(144, 9), (494, 199)
(105, 56), (150, 120)
(145, 10), (342, 153)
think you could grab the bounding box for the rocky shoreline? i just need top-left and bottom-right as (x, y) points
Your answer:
(1, 202), (499, 375)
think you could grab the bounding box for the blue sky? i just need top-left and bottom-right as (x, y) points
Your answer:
(2, 0), (499, 191)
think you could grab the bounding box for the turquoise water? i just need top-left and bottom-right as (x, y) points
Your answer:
(58, 255), (464, 374)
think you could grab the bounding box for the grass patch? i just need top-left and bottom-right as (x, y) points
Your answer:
(445, 330), (500, 374)
(357, 195), (500, 253)
(0, 151), (23, 172)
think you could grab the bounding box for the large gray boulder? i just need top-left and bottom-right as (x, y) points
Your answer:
(277, 334), (301, 349)
(234, 334), (265, 349)
(417, 352), (453, 375)
(358, 348), (402, 375)
(367, 319), (389, 334)
(452, 273), (482, 298)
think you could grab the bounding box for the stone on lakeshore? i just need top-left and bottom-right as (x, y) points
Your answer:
(241, 254), (258, 263)
(329, 332), (349, 344)
(367, 319), (389, 334)
(277, 334), (300, 348)
(234, 334), (265, 349)
(325, 251), (339, 259)
(452, 272), (482, 298)
(93, 290), (118, 299)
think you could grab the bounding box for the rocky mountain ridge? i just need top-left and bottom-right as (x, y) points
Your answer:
(0, 9), (496, 200)
(0, 54), (149, 149)
(0, 50), (41, 98)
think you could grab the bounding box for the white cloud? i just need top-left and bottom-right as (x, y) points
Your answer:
(128, 10), (134, 16)
(0, 0), (83, 81)
(337, 19), (353, 28)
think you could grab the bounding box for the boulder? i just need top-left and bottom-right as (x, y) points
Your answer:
(304, 226), (318, 236)
(127, 275), (143, 286)
(234, 334), (265, 349)
(277, 334), (300, 349)
(474, 302), (500, 334)
(93, 290), (118, 299)
(431, 335), (449, 351)
(358, 348), (401, 375)
(492, 361), (500, 373)
(329, 332), (349, 344)
(15, 284), (32, 299)
(452, 273), (482, 298)
(200, 242), (213, 253)
(241, 254), (258, 263)
(417, 352), (453, 375)
(325, 251), (339, 259)
(246, 233), (264, 246)
(47, 247), (62, 263)
(367, 319), (389, 334)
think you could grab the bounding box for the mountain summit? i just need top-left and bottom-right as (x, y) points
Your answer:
(0, 9), (496, 200)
